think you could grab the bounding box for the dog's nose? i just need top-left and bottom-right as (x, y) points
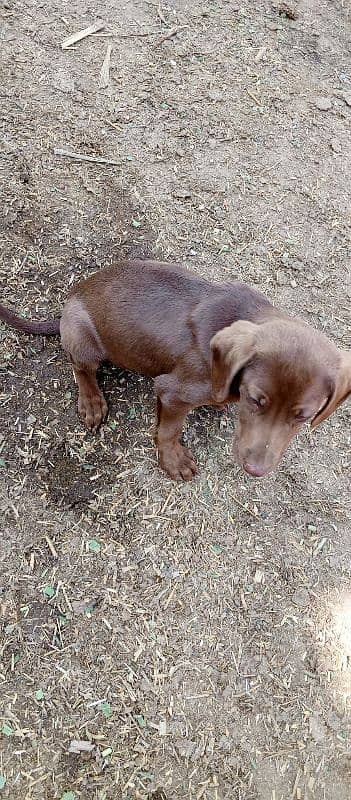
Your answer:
(243, 461), (266, 478)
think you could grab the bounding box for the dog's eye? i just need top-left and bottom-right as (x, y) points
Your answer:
(294, 410), (310, 422)
(249, 395), (266, 408)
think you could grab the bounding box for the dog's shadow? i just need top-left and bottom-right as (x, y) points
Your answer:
(99, 363), (234, 446)
(36, 363), (235, 510)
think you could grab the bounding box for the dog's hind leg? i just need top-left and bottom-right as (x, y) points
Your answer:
(60, 298), (108, 432)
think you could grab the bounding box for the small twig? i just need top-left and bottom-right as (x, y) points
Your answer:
(61, 20), (104, 50)
(99, 44), (112, 89)
(45, 535), (58, 559)
(157, 3), (168, 24)
(53, 148), (120, 166)
(119, 31), (159, 39)
(104, 119), (121, 131)
(154, 25), (184, 47)
(246, 88), (262, 106)
(58, 581), (72, 611)
(228, 491), (261, 520)
(290, 769), (302, 799)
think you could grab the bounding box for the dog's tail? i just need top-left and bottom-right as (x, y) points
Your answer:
(0, 302), (60, 336)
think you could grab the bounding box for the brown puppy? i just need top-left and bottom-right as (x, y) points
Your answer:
(0, 259), (350, 480)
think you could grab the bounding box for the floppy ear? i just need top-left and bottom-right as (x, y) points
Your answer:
(311, 352), (351, 429)
(210, 320), (258, 403)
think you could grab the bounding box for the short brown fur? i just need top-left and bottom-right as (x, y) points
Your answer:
(1, 259), (350, 479)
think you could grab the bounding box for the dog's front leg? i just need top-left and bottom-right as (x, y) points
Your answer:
(154, 376), (198, 481)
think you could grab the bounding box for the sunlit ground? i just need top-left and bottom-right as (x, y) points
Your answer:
(317, 589), (351, 709)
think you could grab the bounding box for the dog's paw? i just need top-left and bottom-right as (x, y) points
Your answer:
(78, 392), (108, 432)
(159, 443), (199, 481)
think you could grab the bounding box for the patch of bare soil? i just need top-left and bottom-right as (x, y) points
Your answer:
(1, 1), (351, 798)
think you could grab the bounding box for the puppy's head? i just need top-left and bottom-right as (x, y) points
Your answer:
(210, 318), (351, 477)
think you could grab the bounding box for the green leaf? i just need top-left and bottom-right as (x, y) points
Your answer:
(0, 459), (5, 468)
(101, 701), (112, 719)
(43, 585), (55, 599)
(131, 219), (141, 228)
(128, 406), (137, 420)
(134, 714), (146, 728)
(0, 776), (6, 789)
(2, 723), (14, 737)
(88, 539), (101, 554)
(65, 391), (72, 400)
(61, 793), (75, 800)
(35, 689), (44, 701)
(211, 544), (222, 556)
(102, 747), (112, 758)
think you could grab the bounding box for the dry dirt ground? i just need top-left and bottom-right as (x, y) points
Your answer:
(1, 1), (351, 798)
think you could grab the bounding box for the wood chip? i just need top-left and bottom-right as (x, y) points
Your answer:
(99, 44), (112, 89)
(61, 21), (105, 50)
(255, 46), (267, 63)
(68, 740), (95, 753)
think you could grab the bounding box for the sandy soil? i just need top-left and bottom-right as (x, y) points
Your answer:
(0, 1), (351, 798)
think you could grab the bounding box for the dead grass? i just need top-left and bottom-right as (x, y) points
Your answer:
(1, 1), (351, 799)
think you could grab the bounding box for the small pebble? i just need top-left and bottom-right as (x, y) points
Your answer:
(292, 587), (310, 608)
(278, 2), (299, 20)
(276, 269), (289, 286)
(330, 138), (342, 153)
(53, 70), (75, 93)
(208, 90), (223, 102)
(314, 96), (332, 111)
